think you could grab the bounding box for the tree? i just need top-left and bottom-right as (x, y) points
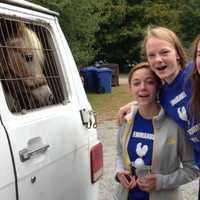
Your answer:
(179, 0), (200, 50)
(95, 0), (181, 70)
(31, 0), (108, 66)
(32, 0), (197, 68)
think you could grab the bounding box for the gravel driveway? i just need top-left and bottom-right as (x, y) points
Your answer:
(97, 120), (199, 200)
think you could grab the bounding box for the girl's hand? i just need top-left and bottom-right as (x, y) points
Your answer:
(137, 175), (156, 192)
(116, 171), (137, 189)
(129, 176), (137, 189)
(117, 102), (133, 124)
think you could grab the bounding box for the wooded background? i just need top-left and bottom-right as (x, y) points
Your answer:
(32, 0), (200, 70)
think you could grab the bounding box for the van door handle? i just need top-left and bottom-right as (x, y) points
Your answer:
(19, 144), (50, 162)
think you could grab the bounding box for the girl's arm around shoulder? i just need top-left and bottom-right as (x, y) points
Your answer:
(155, 127), (200, 191)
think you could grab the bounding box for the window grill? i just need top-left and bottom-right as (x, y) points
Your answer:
(0, 17), (65, 113)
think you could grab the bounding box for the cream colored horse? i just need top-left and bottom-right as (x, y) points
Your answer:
(1, 23), (53, 112)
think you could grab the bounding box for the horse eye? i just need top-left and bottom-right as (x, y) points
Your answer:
(21, 53), (33, 63)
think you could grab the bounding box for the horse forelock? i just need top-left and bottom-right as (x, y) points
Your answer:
(7, 25), (44, 65)
(23, 28), (44, 62)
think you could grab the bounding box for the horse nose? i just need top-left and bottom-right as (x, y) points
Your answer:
(32, 85), (54, 106)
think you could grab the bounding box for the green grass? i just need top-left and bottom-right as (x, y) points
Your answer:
(87, 83), (133, 123)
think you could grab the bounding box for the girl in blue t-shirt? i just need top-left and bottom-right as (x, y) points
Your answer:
(117, 26), (200, 199)
(114, 62), (199, 200)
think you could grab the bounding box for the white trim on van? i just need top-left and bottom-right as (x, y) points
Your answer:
(1, 0), (59, 16)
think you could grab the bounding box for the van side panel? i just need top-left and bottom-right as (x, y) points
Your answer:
(18, 146), (98, 200)
(0, 103), (97, 200)
(0, 123), (16, 199)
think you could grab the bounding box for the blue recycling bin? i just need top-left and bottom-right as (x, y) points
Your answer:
(80, 66), (98, 92)
(96, 68), (112, 93)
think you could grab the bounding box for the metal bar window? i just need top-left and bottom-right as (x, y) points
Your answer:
(0, 17), (65, 113)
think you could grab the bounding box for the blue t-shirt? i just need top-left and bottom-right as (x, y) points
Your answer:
(128, 111), (154, 200)
(160, 63), (200, 167)
(159, 63), (192, 130)
(187, 116), (200, 167)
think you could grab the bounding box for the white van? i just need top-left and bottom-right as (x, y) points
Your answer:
(0, 0), (103, 200)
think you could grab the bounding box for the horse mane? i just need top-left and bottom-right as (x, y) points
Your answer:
(10, 23), (44, 65)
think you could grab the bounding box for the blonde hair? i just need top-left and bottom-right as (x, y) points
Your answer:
(143, 26), (187, 69)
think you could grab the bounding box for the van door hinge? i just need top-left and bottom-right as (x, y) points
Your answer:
(80, 109), (97, 129)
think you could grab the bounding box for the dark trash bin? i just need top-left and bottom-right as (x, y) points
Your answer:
(100, 63), (119, 86)
(96, 68), (112, 93)
(80, 66), (98, 92)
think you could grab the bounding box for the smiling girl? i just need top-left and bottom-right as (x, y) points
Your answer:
(114, 62), (199, 200)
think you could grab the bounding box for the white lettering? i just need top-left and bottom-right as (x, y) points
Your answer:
(132, 131), (154, 140)
(170, 91), (187, 106)
(187, 123), (200, 136)
(190, 137), (200, 143)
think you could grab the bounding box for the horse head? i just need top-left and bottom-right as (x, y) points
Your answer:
(4, 23), (54, 111)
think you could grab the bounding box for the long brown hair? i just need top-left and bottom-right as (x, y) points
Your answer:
(190, 35), (200, 121)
